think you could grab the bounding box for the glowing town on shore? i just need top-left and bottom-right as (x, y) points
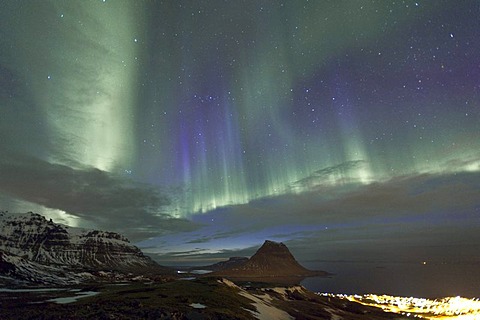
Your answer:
(319, 293), (480, 319)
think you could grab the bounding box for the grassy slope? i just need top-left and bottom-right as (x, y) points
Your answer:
(0, 278), (405, 320)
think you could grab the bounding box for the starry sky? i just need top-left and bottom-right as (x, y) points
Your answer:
(0, 0), (479, 265)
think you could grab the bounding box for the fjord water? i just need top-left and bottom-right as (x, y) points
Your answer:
(301, 261), (480, 298)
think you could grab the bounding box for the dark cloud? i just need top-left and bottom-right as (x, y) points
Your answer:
(283, 219), (480, 263)
(0, 153), (197, 241)
(151, 170), (480, 263)
(148, 246), (259, 266)
(441, 153), (480, 173)
(185, 228), (253, 244)
(250, 171), (480, 228)
(290, 160), (367, 191)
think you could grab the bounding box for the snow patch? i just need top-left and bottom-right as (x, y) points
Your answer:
(47, 291), (99, 304)
(216, 278), (293, 319)
(324, 307), (344, 320)
(239, 290), (294, 320)
(270, 286), (306, 299)
(218, 278), (239, 289)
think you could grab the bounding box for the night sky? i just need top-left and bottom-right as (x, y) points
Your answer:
(0, 1), (479, 265)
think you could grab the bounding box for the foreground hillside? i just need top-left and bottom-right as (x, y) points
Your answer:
(0, 278), (404, 320)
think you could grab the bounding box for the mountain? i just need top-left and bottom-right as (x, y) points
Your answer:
(211, 240), (327, 278)
(203, 256), (249, 271)
(0, 211), (172, 285)
(183, 257), (249, 273)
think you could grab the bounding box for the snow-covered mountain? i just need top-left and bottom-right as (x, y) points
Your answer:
(0, 211), (172, 285)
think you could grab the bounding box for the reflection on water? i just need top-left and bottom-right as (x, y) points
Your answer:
(300, 261), (480, 298)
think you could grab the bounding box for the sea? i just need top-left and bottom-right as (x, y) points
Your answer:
(300, 261), (480, 299)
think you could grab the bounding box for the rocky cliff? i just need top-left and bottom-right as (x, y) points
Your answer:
(0, 211), (172, 285)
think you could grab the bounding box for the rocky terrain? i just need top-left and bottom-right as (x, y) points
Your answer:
(0, 211), (172, 285)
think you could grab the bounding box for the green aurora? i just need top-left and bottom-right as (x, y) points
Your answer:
(0, 0), (479, 265)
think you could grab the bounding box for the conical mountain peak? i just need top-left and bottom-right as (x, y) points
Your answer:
(211, 240), (325, 278)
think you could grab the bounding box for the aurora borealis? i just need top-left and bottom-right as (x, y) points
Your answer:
(0, 1), (479, 266)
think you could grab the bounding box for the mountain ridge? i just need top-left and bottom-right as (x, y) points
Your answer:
(183, 256), (249, 272)
(0, 211), (172, 285)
